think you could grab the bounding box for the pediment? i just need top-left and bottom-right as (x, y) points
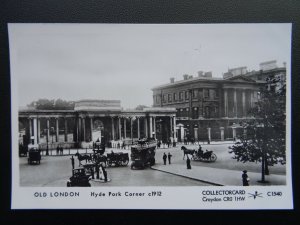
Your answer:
(226, 75), (256, 83)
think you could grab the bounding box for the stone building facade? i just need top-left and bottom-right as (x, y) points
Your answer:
(152, 62), (286, 142)
(19, 100), (176, 149)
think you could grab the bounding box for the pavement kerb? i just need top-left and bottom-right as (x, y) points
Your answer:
(151, 166), (223, 186)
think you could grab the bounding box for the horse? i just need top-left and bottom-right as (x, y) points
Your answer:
(181, 146), (196, 160)
(75, 152), (92, 166)
(93, 154), (107, 166)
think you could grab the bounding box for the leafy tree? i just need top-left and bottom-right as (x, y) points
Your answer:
(135, 105), (149, 110)
(229, 76), (286, 183)
(27, 98), (75, 110)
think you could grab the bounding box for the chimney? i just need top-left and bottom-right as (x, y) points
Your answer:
(188, 75), (193, 79)
(170, 77), (175, 83)
(183, 74), (189, 80)
(204, 72), (212, 77)
(198, 71), (204, 77)
(283, 62), (286, 67)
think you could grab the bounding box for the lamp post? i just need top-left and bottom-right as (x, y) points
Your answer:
(50, 127), (54, 143)
(44, 129), (49, 156)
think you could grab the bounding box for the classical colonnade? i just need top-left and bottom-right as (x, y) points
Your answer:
(21, 113), (177, 147)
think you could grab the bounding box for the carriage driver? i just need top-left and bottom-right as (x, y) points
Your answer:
(197, 144), (203, 156)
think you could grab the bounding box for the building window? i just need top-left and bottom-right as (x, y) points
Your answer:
(179, 91), (184, 100)
(204, 106), (210, 118)
(168, 94), (172, 102)
(185, 91), (189, 100)
(156, 95), (160, 104)
(204, 89), (209, 98)
(192, 89), (198, 98)
(215, 89), (219, 98)
(163, 94), (167, 103)
(173, 93), (177, 101)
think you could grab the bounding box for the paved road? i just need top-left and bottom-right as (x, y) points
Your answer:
(19, 155), (210, 187)
(156, 143), (286, 175)
(19, 142), (286, 187)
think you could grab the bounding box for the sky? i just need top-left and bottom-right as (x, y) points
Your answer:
(9, 23), (291, 109)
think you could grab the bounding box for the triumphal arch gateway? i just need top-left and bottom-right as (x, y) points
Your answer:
(19, 100), (177, 149)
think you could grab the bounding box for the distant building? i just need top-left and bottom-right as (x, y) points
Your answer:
(19, 100), (176, 149)
(152, 61), (286, 142)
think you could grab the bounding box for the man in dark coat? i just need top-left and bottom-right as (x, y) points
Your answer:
(242, 170), (249, 186)
(168, 152), (172, 164)
(186, 156), (191, 169)
(163, 153), (167, 165)
(70, 156), (75, 170)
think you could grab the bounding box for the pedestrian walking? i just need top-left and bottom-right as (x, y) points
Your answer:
(186, 156), (191, 169)
(56, 146), (59, 155)
(70, 156), (75, 170)
(101, 165), (108, 182)
(96, 164), (100, 179)
(168, 152), (172, 164)
(60, 146), (63, 155)
(163, 153), (167, 165)
(242, 170), (249, 186)
(157, 140), (161, 148)
(90, 167), (95, 179)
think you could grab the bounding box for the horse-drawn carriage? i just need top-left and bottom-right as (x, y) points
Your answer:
(130, 138), (156, 169)
(106, 152), (129, 167)
(67, 168), (91, 187)
(19, 144), (28, 157)
(27, 146), (41, 165)
(181, 146), (217, 162)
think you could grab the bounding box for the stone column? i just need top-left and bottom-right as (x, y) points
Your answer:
(33, 117), (38, 145)
(207, 127), (211, 142)
(82, 117), (86, 142)
(55, 118), (59, 142)
(173, 116), (176, 141)
(149, 116), (153, 138)
(29, 118), (32, 140)
(90, 117), (93, 142)
(250, 91), (254, 108)
(111, 117), (115, 140)
(64, 118), (68, 142)
(46, 118), (50, 143)
(224, 89), (228, 117)
(242, 90), (246, 117)
(232, 127), (237, 140)
(118, 117), (121, 139)
(180, 125), (184, 142)
(78, 117), (82, 142)
(234, 89), (237, 117)
(170, 117), (173, 138)
(124, 118), (127, 139)
(130, 117), (133, 139)
(153, 117), (156, 139)
(145, 117), (148, 137)
(194, 127), (198, 141)
(220, 127), (224, 141)
(37, 118), (40, 144)
(137, 117), (140, 139)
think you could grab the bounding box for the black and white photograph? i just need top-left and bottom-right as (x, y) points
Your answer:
(9, 23), (292, 209)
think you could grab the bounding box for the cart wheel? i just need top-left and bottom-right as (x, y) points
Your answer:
(131, 163), (135, 170)
(122, 159), (129, 166)
(150, 158), (155, 166)
(210, 154), (217, 162)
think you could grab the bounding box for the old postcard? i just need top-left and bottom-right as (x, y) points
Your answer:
(9, 23), (293, 209)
